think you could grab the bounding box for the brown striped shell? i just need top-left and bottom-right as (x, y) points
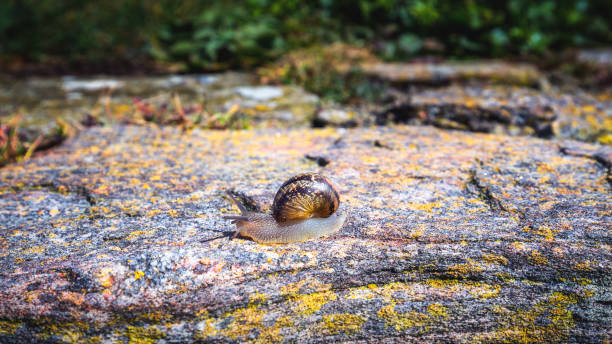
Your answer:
(272, 173), (340, 222)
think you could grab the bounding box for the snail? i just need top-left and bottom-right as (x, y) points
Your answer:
(223, 173), (347, 244)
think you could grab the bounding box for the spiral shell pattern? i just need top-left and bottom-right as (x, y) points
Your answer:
(272, 173), (339, 222)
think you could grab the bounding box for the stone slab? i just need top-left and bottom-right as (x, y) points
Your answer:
(363, 61), (542, 86)
(379, 86), (612, 144)
(0, 125), (610, 343)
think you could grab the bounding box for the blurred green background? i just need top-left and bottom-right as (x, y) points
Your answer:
(1, 0), (611, 72)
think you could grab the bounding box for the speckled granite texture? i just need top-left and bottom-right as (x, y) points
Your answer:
(379, 86), (612, 144)
(0, 125), (610, 343)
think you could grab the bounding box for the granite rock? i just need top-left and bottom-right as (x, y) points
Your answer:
(0, 125), (610, 343)
(363, 61), (542, 86)
(379, 85), (612, 144)
(0, 73), (319, 140)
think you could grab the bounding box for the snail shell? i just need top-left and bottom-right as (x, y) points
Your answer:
(223, 173), (346, 244)
(272, 173), (339, 222)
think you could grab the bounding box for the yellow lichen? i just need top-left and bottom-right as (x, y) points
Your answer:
(510, 241), (527, 251)
(0, 320), (21, 335)
(279, 279), (335, 315)
(23, 245), (45, 254)
(292, 290), (337, 315)
(124, 325), (165, 344)
(449, 259), (484, 277)
(482, 254), (509, 266)
(255, 316), (293, 344)
(32, 320), (92, 342)
(346, 283), (379, 300)
(573, 278), (592, 286)
(135, 312), (172, 323)
(377, 303), (430, 331)
(249, 293), (268, 304)
(95, 267), (114, 288)
(405, 202), (441, 213)
(476, 292), (577, 343)
(193, 310), (219, 340)
(426, 304), (448, 320)
(426, 279), (501, 299)
(219, 304), (264, 340)
(322, 313), (366, 335)
(573, 260), (595, 271)
(126, 230), (154, 241)
(468, 284), (501, 299)
(528, 250), (548, 265)
(524, 225), (557, 241)
(425, 279), (460, 288)
(597, 133), (612, 144)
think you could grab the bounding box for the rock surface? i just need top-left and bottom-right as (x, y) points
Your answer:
(0, 73), (319, 139)
(577, 49), (612, 68)
(0, 124), (610, 343)
(379, 86), (612, 144)
(363, 61), (542, 86)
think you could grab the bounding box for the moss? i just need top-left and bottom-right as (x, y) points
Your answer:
(322, 313), (366, 335)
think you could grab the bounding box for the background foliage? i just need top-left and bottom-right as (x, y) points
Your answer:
(1, 0), (611, 70)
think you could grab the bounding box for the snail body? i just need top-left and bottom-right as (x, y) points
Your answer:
(223, 173), (346, 244)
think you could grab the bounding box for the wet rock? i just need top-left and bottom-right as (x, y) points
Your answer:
(363, 61), (542, 86)
(0, 125), (609, 343)
(379, 86), (612, 143)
